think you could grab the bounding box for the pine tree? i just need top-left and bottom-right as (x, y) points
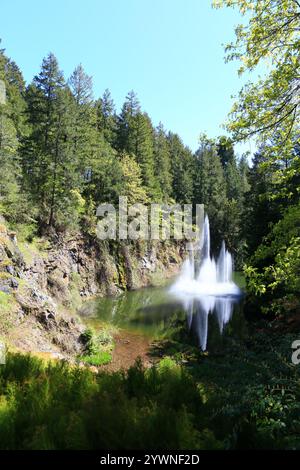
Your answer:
(224, 152), (250, 261)
(69, 64), (98, 190)
(95, 88), (116, 145)
(217, 136), (235, 168)
(117, 90), (140, 151)
(0, 46), (29, 223)
(168, 132), (193, 204)
(244, 150), (281, 254)
(0, 92), (21, 220)
(194, 136), (227, 250)
(131, 112), (156, 194)
(117, 91), (157, 197)
(119, 153), (148, 204)
(84, 137), (123, 206)
(153, 122), (172, 201)
(23, 53), (78, 229)
(217, 136), (245, 202)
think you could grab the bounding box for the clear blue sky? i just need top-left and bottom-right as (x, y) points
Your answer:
(0, 0), (256, 154)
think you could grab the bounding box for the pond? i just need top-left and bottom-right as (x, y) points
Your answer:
(78, 272), (246, 352)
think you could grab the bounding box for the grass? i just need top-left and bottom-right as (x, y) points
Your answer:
(0, 292), (12, 311)
(80, 351), (112, 366)
(0, 272), (12, 280)
(15, 225), (50, 265)
(0, 292), (18, 332)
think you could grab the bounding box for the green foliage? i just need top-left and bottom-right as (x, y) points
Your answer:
(193, 135), (249, 260)
(214, 0), (300, 198)
(95, 88), (117, 145)
(168, 132), (194, 204)
(97, 329), (113, 346)
(80, 351), (112, 366)
(79, 327), (114, 365)
(194, 136), (226, 248)
(193, 332), (300, 449)
(80, 327), (99, 355)
(0, 334), (299, 450)
(0, 42), (251, 249)
(0, 353), (216, 449)
(0, 115), (21, 221)
(0, 48), (31, 224)
(119, 153), (149, 204)
(153, 123), (172, 201)
(68, 64), (98, 190)
(117, 91), (159, 198)
(84, 139), (122, 206)
(244, 203), (300, 314)
(0, 291), (14, 314)
(23, 53), (79, 229)
(215, 0), (300, 311)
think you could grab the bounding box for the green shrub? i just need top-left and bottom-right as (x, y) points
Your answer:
(244, 203), (300, 316)
(0, 331), (299, 450)
(80, 351), (112, 366)
(97, 330), (113, 346)
(79, 327), (114, 365)
(80, 327), (99, 355)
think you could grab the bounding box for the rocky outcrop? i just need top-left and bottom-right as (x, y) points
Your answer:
(0, 220), (184, 357)
(23, 236), (183, 302)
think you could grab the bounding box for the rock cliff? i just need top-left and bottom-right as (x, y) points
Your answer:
(0, 220), (183, 357)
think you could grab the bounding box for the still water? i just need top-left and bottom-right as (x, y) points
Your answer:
(79, 273), (246, 352)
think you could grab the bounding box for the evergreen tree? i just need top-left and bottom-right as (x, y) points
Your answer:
(243, 150), (281, 254)
(217, 136), (243, 201)
(119, 153), (148, 205)
(131, 112), (157, 195)
(168, 132), (193, 204)
(117, 90), (140, 151)
(69, 64), (98, 190)
(0, 89), (21, 220)
(238, 154), (250, 198)
(95, 88), (116, 145)
(84, 137), (122, 207)
(194, 136), (227, 250)
(153, 122), (172, 201)
(217, 136), (235, 168)
(0, 45), (30, 223)
(117, 91), (157, 197)
(0, 48), (27, 139)
(224, 159), (243, 201)
(23, 53), (78, 229)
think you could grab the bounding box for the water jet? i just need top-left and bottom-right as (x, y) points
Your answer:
(169, 215), (242, 350)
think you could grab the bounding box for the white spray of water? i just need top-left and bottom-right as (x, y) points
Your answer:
(170, 215), (240, 297)
(169, 214), (241, 350)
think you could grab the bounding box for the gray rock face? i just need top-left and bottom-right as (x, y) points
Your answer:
(10, 278), (19, 289)
(6, 265), (14, 275)
(0, 222), (183, 358)
(0, 285), (11, 294)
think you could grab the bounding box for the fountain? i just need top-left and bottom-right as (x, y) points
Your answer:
(169, 215), (242, 350)
(170, 215), (241, 297)
(87, 215), (244, 353)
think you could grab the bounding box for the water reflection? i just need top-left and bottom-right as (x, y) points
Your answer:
(79, 285), (243, 351)
(168, 214), (243, 349)
(175, 294), (237, 350)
